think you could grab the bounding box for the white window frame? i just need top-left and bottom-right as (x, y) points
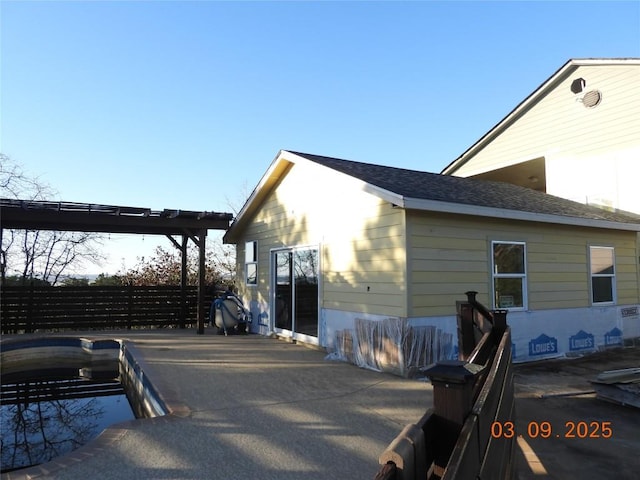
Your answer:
(269, 243), (321, 345)
(245, 241), (258, 286)
(491, 240), (527, 311)
(589, 245), (616, 305)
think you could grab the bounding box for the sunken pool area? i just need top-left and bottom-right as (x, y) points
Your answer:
(0, 337), (167, 474)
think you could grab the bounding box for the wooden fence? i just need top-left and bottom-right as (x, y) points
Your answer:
(374, 291), (515, 480)
(1, 285), (217, 333)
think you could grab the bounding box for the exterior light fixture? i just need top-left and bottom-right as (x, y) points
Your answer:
(571, 77), (602, 108)
(571, 78), (586, 94)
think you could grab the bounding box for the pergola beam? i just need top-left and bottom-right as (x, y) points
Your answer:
(1, 208), (230, 234)
(1, 199), (233, 334)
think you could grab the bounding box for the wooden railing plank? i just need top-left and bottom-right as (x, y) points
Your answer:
(375, 294), (515, 480)
(473, 329), (512, 457)
(374, 462), (397, 480)
(439, 414), (480, 480)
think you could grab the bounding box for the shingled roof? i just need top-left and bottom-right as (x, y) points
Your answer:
(290, 151), (640, 228)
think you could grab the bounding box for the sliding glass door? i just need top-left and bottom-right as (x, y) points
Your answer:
(272, 247), (319, 342)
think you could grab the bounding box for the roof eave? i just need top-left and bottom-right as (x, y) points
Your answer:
(441, 60), (578, 175)
(402, 197), (640, 232)
(286, 151), (404, 206)
(224, 150), (290, 244)
(223, 150), (405, 244)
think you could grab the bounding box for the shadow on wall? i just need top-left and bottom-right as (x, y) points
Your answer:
(236, 167), (454, 375)
(237, 205), (315, 335)
(322, 202), (455, 376)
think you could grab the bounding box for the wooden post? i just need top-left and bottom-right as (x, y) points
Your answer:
(196, 229), (207, 335)
(26, 281), (35, 333)
(127, 283), (134, 330)
(492, 309), (508, 336)
(166, 234), (190, 329)
(423, 360), (484, 473)
(424, 360), (484, 425)
(465, 290), (494, 322)
(180, 235), (188, 329)
(456, 301), (475, 360)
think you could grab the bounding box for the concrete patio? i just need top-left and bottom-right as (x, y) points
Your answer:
(3, 330), (639, 479)
(2, 330), (432, 479)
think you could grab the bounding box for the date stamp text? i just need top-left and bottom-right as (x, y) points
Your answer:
(491, 421), (613, 439)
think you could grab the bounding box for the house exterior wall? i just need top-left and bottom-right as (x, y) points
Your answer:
(228, 144), (639, 367)
(236, 175), (639, 363)
(232, 158), (407, 346)
(408, 210), (639, 311)
(451, 64), (640, 214)
(406, 209), (640, 361)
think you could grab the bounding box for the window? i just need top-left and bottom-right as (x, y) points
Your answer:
(590, 246), (615, 304)
(492, 241), (527, 309)
(245, 241), (257, 285)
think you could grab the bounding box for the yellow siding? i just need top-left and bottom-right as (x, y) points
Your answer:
(450, 64), (640, 215)
(233, 155), (638, 324)
(454, 65), (640, 176)
(234, 157), (408, 318)
(408, 211), (640, 316)
(408, 213), (491, 315)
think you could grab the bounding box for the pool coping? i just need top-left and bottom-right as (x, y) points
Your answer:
(1, 335), (190, 480)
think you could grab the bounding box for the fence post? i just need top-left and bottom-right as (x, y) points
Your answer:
(457, 300), (475, 360)
(423, 360), (484, 473)
(196, 229), (207, 335)
(26, 281), (35, 333)
(466, 290), (495, 323)
(180, 235), (188, 329)
(492, 309), (508, 336)
(127, 284), (134, 330)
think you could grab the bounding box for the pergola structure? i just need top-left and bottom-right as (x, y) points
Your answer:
(0, 199), (234, 334)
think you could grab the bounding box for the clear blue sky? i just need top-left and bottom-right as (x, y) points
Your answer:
(2, 1), (639, 274)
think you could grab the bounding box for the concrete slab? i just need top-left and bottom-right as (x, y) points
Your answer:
(3, 331), (639, 479)
(513, 346), (640, 480)
(2, 331), (432, 479)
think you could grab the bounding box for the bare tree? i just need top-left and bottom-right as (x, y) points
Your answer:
(214, 178), (252, 283)
(208, 234), (236, 283)
(0, 374), (116, 472)
(17, 229), (104, 286)
(0, 154), (46, 198)
(0, 154), (105, 285)
(224, 178), (252, 216)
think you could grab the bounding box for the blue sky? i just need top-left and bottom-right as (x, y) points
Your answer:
(2, 1), (639, 274)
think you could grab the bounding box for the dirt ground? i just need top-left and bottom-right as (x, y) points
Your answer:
(513, 345), (640, 479)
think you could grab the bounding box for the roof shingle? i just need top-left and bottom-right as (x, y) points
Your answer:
(290, 151), (640, 225)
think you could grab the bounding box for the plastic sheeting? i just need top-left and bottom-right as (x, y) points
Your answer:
(328, 317), (454, 377)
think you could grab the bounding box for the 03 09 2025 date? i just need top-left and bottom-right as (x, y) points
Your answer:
(491, 420), (613, 439)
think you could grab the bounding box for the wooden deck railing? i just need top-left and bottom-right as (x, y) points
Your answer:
(374, 291), (515, 480)
(1, 285), (217, 333)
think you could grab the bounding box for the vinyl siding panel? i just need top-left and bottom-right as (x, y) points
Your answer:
(233, 158), (407, 319)
(322, 200), (407, 316)
(450, 64), (640, 215)
(408, 210), (639, 316)
(454, 65), (640, 176)
(408, 213), (492, 316)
